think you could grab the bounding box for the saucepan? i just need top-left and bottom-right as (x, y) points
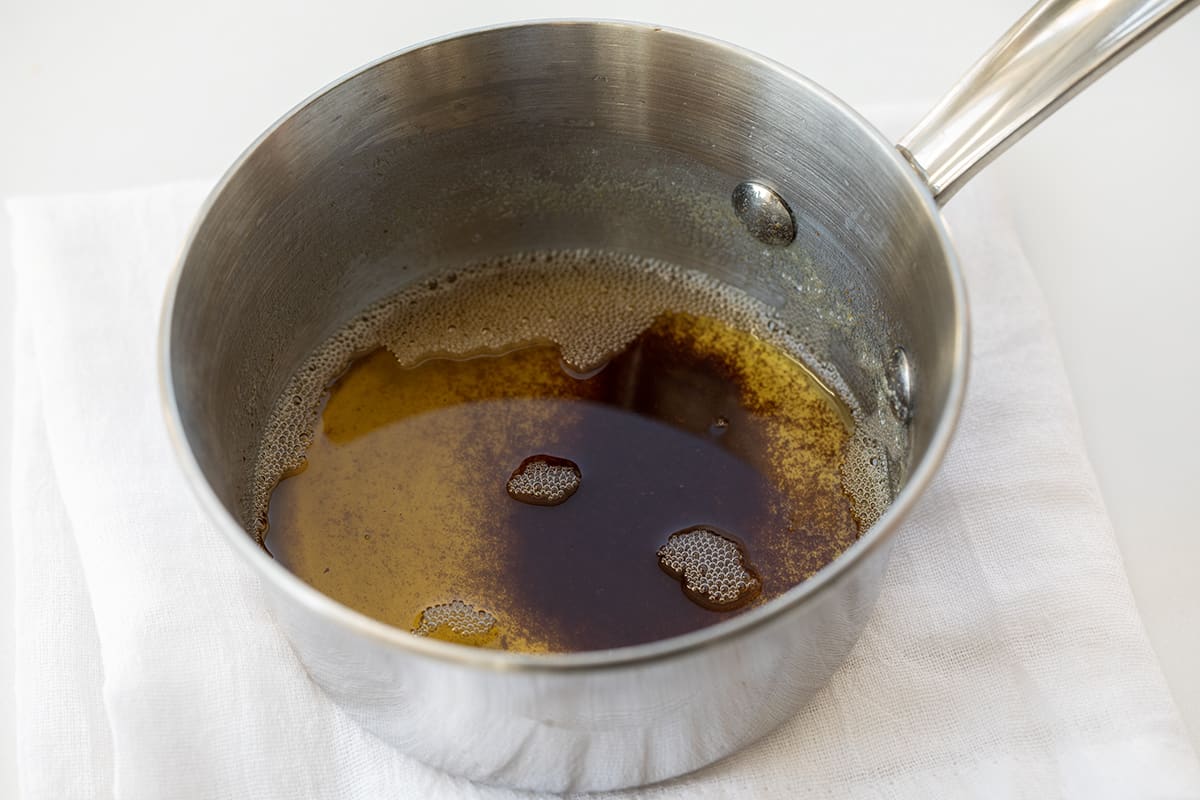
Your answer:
(161, 0), (1195, 792)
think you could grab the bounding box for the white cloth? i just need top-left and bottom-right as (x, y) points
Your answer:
(8, 171), (1200, 799)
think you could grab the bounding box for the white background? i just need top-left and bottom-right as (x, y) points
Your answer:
(1, 0), (1197, 795)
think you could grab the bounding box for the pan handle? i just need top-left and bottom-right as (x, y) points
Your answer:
(897, 0), (1198, 205)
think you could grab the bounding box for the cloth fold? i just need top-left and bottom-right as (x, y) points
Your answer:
(8, 171), (1199, 798)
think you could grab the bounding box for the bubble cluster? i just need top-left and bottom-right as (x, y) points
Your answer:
(412, 599), (497, 643)
(506, 455), (582, 506)
(245, 249), (893, 544)
(841, 432), (893, 530)
(657, 526), (762, 611)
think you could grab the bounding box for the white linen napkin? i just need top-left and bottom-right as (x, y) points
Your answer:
(8, 169), (1200, 799)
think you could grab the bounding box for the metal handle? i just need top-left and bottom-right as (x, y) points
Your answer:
(898, 0), (1198, 204)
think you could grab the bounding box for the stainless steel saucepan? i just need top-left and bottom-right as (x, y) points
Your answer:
(161, 0), (1195, 791)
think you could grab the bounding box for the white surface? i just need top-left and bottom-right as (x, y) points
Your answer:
(1, 0), (1197, 795)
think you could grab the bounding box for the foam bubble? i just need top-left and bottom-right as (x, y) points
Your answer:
(506, 455), (582, 506)
(412, 599), (497, 643)
(657, 526), (762, 611)
(841, 432), (892, 530)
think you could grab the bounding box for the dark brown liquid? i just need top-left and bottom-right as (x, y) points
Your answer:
(263, 312), (860, 652)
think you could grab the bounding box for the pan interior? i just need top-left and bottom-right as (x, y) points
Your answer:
(168, 22), (959, 623)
